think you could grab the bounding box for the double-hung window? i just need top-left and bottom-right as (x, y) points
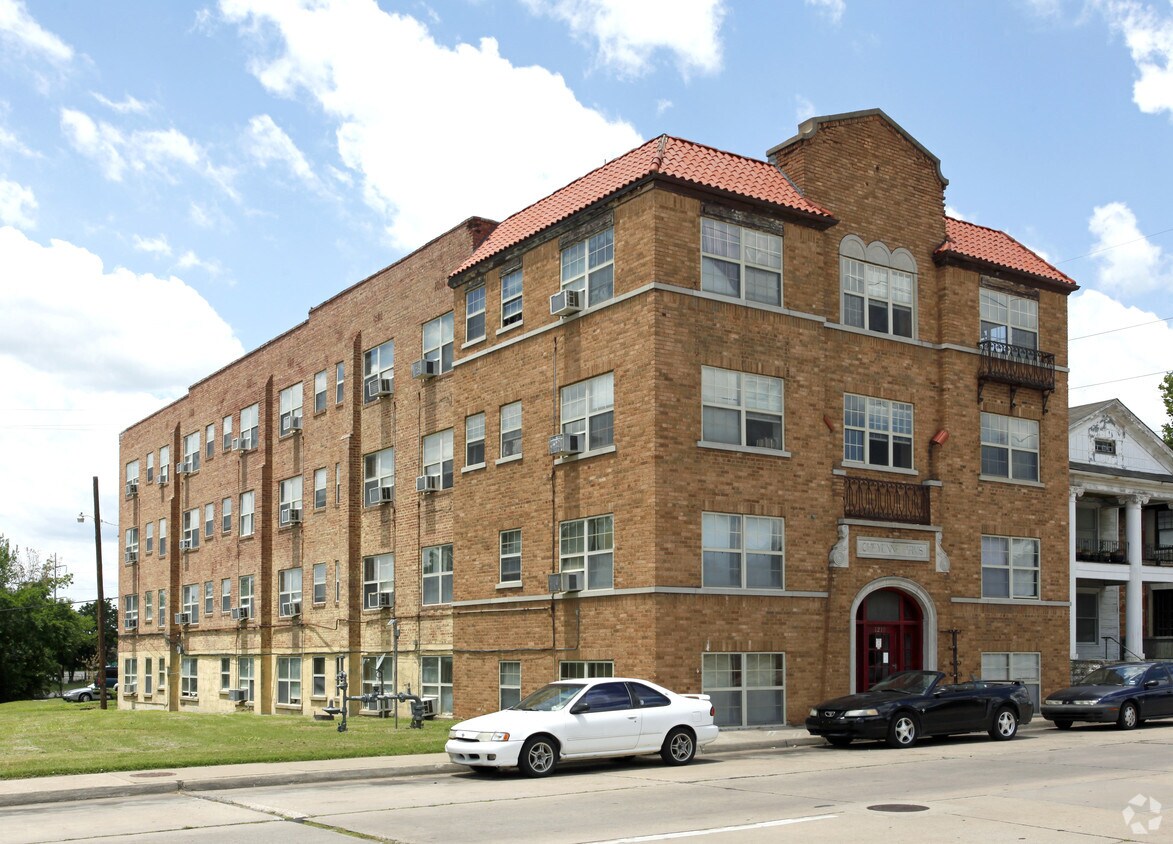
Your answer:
(221, 497), (232, 533)
(701, 218), (782, 306)
(981, 413), (1039, 482)
(159, 518), (167, 557)
(840, 236), (915, 338)
(314, 467), (327, 509)
(500, 529), (522, 584)
(159, 445), (170, 483)
(701, 367), (783, 451)
(363, 553), (394, 610)
(981, 535), (1040, 599)
(278, 567), (303, 615)
(239, 658), (254, 701)
(125, 527), (139, 563)
(313, 562), (327, 605)
(364, 447), (395, 505)
(239, 575), (254, 617)
(500, 402), (522, 458)
(843, 394), (913, 469)
(181, 583), (200, 623)
(314, 370), (328, 413)
(465, 414), (485, 468)
(501, 267), (523, 327)
(158, 589), (166, 626)
(182, 508), (200, 550)
(239, 491), (255, 537)
(279, 382), (303, 436)
(144, 591), (153, 624)
(561, 373), (613, 452)
(222, 415), (233, 451)
(702, 513), (784, 589)
(205, 423), (215, 460)
(363, 339), (394, 403)
(422, 430), (453, 490)
(125, 460), (140, 496)
(423, 312), (454, 374)
(702, 652), (786, 727)
(145, 522), (154, 554)
(181, 656), (198, 698)
(312, 657), (327, 698)
(220, 658), (232, 692)
(560, 515), (613, 589)
(204, 503), (215, 539)
(335, 362), (345, 404)
(124, 594), (138, 629)
(422, 544), (453, 605)
(183, 431), (201, 472)
(279, 476), (303, 526)
(240, 403), (259, 450)
(980, 288), (1038, 350)
(221, 578), (231, 613)
(277, 656), (301, 705)
(500, 661), (522, 709)
(146, 453), (154, 483)
(421, 655), (453, 715)
(204, 581), (214, 616)
(561, 227), (614, 307)
(466, 286), (485, 343)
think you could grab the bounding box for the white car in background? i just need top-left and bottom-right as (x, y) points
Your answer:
(445, 677), (719, 777)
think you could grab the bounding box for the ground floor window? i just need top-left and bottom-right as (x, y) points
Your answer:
(180, 656), (198, 698)
(277, 656), (302, 705)
(238, 658), (254, 702)
(312, 656), (327, 698)
(362, 655), (389, 712)
(1076, 590), (1099, 644)
(1153, 588), (1173, 638)
(559, 660), (614, 680)
(422, 655), (453, 715)
(702, 652), (786, 727)
(144, 657), (152, 696)
(500, 661), (521, 710)
(220, 658), (232, 691)
(158, 658), (166, 691)
(981, 651), (1041, 709)
(123, 658), (138, 695)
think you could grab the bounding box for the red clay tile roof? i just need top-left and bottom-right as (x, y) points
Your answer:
(450, 135), (835, 279)
(938, 217), (1076, 287)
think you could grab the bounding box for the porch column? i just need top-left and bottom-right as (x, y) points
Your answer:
(1122, 494), (1150, 660)
(1069, 487), (1083, 659)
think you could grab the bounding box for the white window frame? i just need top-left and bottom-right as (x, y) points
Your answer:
(183, 431), (201, 472)
(221, 496), (232, 534)
(159, 518), (167, 557)
(240, 403), (259, 450)
(222, 415), (233, 451)
(335, 361), (345, 405)
(421, 655), (453, 715)
(700, 366), (783, 451)
(560, 661), (613, 679)
(561, 373), (614, 454)
(145, 522), (154, 555)
(144, 591), (153, 625)
(312, 656), (327, 698)
(500, 661), (522, 710)
(981, 535), (1040, 600)
(239, 575), (254, 617)
(157, 589), (166, 626)
(500, 401), (522, 459)
(145, 453), (154, 483)
(181, 583), (200, 623)
(125, 459), (140, 494)
(279, 475), (303, 526)
(500, 529), (522, 585)
(702, 652), (786, 727)
(205, 423), (215, 460)
(364, 447), (395, 505)
(314, 467), (327, 509)
(422, 429), (453, 489)
(839, 235), (916, 339)
(125, 527), (139, 562)
(182, 508), (200, 550)
(221, 578), (231, 613)
(278, 567), (303, 616)
(701, 513), (784, 590)
(466, 285), (486, 343)
(277, 656), (301, 706)
(560, 514), (613, 590)
(313, 562), (327, 605)
(561, 226), (614, 308)
(465, 413), (486, 468)
(700, 218), (782, 306)
(422, 544), (453, 605)
(240, 491), (255, 537)
(423, 312), (454, 374)
(124, 594), (138, 629)
(981, 412), (1040, 482)
(279, 382), (303, 436)
(843, 394), (914, 470)
(239, 657), (254, 702)
(980, 288), (1038, 350)
(159, 445), (170, 484)
(123, 657), (138, 695)
(220, 657), (232, 692)
(314, 369), (328, 413)
(204, 502), (215, 539)
(203, 580), (214, 616)
(501, 266), (523, 328)
(363, 553), (394, 610)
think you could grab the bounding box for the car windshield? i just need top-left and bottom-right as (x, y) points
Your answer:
(870, 671), (937, 695)
(512, 683), (584, 712)
(1081, 665), (1149, 686)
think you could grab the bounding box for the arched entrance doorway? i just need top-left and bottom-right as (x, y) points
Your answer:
(855, 588), (923, 691)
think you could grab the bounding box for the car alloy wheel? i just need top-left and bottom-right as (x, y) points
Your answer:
(989, 706), (1018, 740)
(886, 713), (919, 748)
(1117, 701), (1139, 730)
(519, 735), (558, 777)
(78, 692), (92, 702)
(660, 727), (696, 765)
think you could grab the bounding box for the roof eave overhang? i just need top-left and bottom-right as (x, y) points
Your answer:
(934, 250), (1078, 294)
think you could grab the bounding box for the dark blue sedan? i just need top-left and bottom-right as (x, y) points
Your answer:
(1041, 662), (1173, 730)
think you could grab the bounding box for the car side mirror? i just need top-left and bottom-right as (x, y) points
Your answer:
(570, 701), (591, 715)
(1144, 679), (1159, 689)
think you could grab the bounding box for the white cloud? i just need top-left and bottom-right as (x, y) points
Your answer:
(1087, 200), (1169, 296)
(795, 94), (816, 123)
(804, 0), (845, 24)
(655, 98), (673, 116)
(522, 0), (725, 78)
(132, 234), (172, 256)
(0, 0), (73, 64)
(92, 92), (151, 115)
(0, 177), (36, 227)
(220, 0), (644, 251)
(0, 123), (37, 157)
(943, 204), (968, 221)
(1068, 288), (1172, 435)
(60, 108), (239, 198)
(1099, 0), (1173, 116)
(0, 227), (244, 602)
(176, 249), (225, 277)
(245, 113), (323, 193)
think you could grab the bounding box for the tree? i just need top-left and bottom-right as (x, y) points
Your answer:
(1161, 372), (1173, 449)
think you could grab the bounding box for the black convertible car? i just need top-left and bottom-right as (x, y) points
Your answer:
(806, 670), (1034, 748)
(1041, 662), (1173, 730)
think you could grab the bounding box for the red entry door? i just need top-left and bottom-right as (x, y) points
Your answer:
(856, 590), (923, 691)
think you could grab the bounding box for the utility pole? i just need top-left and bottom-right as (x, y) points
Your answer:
(93, 476), (108, 710)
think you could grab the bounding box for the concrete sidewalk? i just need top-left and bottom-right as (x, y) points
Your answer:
(0, 722), (1049, 808)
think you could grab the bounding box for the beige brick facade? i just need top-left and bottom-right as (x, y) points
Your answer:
(118, 111), (1074, 725)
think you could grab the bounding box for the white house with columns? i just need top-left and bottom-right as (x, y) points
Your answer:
(1069, 399), (1173, 665)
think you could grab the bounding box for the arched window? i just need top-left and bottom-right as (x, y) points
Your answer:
(840, 235), (917, 338)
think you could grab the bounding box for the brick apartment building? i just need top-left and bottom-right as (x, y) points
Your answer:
(117, 109), (1077, 725)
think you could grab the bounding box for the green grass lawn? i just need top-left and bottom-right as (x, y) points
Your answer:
(0, 698), (449, 779)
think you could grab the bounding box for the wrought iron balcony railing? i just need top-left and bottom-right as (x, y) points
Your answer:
(1145, 546), (1173, 566)
(977, 339), (1056, 410)
(843, 476), (931, 525)
(1075, 539), (1127, 563)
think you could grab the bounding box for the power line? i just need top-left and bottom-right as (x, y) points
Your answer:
(1056, 225), (1173, 266)
(1070, 316), (1173, 341)
(1070, 369), (1171, 390)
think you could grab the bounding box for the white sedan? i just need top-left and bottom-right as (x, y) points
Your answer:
(445, 677), (720, 777)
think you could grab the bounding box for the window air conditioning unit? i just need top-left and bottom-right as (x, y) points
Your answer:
(419, 696), (438, 718)
(126, 479), (139, 496)
(174, 612), (191, 626)
(123, 684), (137, 695)
(378, 484), (394, 504)
(378, 591), (393, 608)
(548, 433), (585, 457)
(550, 289), (583, 317)
(547, 571), (584, 593)
(416, 474), (440, 493)
(280, 507), (302, 526)
(179, 539), (192, 551)
(239, 433), (256, 451)
(366, 378), (393, 400)
(289, 417), (302, 433)
(230, 606), (250, 621)
(125, 619), (138, 630)
(230, 437), (240, 451)
(175, 461), (189, 476)
(158, 469), (169, 485)
(281, 601), (301, 617)
(227, 689), (247, 702)
(411, 358), (439, 379)
(125, 550), (138, 564)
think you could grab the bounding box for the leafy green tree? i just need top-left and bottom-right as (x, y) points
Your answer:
(76, 599), (118, 676)
(1161, 372), (1173, 449)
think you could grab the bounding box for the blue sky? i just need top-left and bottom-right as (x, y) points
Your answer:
(2, 0), (1172, 602)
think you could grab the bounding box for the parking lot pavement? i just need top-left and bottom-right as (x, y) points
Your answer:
(0, 721), (1051, 807)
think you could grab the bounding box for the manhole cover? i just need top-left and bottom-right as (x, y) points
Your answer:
(129, 772), (176, 778)
(867, 804), (929, 813)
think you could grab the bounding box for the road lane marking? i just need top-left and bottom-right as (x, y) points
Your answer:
(586, 814), (838, 842)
